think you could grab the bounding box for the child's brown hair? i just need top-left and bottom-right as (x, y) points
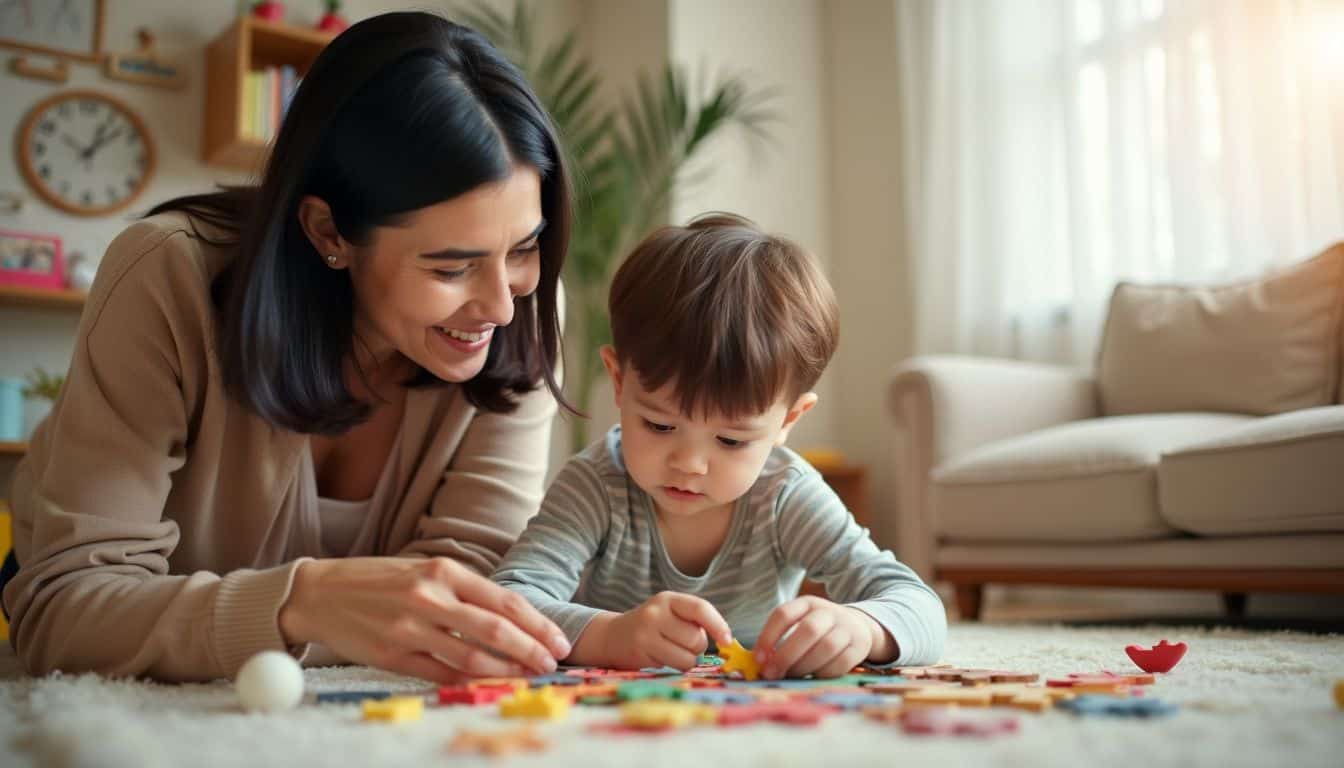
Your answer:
(607, 213), (839, 419)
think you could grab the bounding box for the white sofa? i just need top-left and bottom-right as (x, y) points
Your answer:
(889, 244), (1344, 619)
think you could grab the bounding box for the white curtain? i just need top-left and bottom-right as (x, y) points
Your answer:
(896, 0), (1344, 364)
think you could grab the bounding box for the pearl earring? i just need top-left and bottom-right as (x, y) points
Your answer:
(326, 254), (337, 266)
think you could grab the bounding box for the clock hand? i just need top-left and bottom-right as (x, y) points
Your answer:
(61, 133), (84, 153)
(86, 128), (124, 158)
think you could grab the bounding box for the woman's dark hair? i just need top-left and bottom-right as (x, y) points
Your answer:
(146, 12), (571, 434)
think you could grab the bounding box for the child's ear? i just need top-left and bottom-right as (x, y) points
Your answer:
(599, 345), (624, 401)
(774, 392), (818, 446)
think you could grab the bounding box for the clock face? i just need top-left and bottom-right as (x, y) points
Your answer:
(19, 91), (156, 217)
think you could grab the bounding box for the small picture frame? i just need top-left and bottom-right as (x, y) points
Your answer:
(0, 0), (105, 62)
(0, 229), (65, 291)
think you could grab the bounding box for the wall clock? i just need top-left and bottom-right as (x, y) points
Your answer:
(16, 90), (156, 217)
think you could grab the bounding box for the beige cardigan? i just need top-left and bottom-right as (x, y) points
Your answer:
(4, 214), (556, 682)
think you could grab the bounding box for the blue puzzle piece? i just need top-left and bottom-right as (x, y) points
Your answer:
(1059, 695), (1179, 718)
(526, 673), (583, 687)
(315, 690), (392, 704)
(811, 692), (891, 710)
(696, 655), (724, 666)
(679, 689), (757, 705)
(724, 678), (825, 690)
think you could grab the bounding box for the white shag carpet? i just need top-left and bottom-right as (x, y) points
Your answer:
(3, 623), (1343, 768)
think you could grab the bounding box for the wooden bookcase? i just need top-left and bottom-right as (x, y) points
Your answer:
(0, 284), (87, 312)
(202, 17), (333, 171)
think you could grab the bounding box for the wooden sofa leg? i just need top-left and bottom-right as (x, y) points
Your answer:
(1222, 592), (1248, 619)
(954, 584), (985, 621)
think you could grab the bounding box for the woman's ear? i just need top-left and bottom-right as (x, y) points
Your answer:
(296, 195), (346, 267)
(774, 392), (819, 446)
(599, 345), (624, 402)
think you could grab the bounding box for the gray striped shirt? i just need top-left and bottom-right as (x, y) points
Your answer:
(493, 426), (947, 665)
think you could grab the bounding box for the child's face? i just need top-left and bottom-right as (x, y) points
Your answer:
(601, 347), (817, 518)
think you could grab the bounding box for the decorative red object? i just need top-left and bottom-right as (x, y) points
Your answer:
(0, 228), (64, 290)
(1125, 640), (1188, 674)
(316, 0), (349, 33)
(252, 1), (284, 22)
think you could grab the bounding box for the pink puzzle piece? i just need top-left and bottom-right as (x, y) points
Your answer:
(898, 709), (1019, 738)
(1125, 640), (1187, 674)
(717, 701), (837, 727)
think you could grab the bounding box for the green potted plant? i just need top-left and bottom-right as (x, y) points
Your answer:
(22, 367), (63, 437)
(457, 0), (775, 451)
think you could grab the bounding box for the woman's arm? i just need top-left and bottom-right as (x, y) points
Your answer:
(5, 223), (306, 681)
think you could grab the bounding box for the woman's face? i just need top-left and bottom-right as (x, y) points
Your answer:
(347, 166), (544, 383)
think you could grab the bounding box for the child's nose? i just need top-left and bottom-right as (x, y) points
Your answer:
(668, 447), (708, 475)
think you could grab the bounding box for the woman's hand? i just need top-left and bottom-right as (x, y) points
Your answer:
(278, 557), (571, 684)
(753, 596), (890, 679)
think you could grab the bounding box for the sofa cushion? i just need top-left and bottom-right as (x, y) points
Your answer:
(1096, 243), (1344, 417)
(932, 413), (1250, 543)
(1158, 406), (1344, 536)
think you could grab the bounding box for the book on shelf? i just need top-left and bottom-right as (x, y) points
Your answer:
(241, 65), (302, 143)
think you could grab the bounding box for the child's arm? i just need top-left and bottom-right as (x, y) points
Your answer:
(756, 468), (948, 676)
(491, 458), (613, 650)
(492, 459), (732, 669)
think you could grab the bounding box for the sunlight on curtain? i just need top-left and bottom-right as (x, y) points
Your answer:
(897, 0), (1344, 365)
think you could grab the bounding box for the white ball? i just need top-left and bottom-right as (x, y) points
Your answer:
(235, 651), (304, 713)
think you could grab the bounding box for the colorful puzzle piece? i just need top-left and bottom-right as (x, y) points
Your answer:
(499, 686), (571, 720)
(362, 696), (424, 722)
(717, 701), (836, 727)
(1059, 694), (1178, 718)
(616, 681), (685, 702)
(697, 654), (724, 666)
(620, 699), (718, 729)
(439, 685), (513, 706)
(448, 726), (549, 757)
(679, 689), (757, 706)
(1335, 680), (1344, 710)
(897, 708), (1020, 737)
(811, 692), (892, 711)
(1124, 640), (1187, 674)
(901, 686), (994, 707)
(719, 639), (761, 681)
(316, 690), (391, 704)
(467, 677), (529, 692)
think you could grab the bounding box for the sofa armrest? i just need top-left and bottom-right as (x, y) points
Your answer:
(887, 355), (1099, 578)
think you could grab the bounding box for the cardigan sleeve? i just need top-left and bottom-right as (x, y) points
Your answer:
(4, 221), (306, 682)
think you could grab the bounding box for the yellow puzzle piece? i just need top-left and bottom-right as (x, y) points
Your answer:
(362, 696), (424, 722)
(718, 639), (760, 681)
(621, 699), (718, 729)
(499, 686), (571, 720)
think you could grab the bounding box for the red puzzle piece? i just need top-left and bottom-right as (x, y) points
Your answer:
(898, 709), (1019, 738)
(439, 686), (513, 706)
(1124, 640), (1187, 674)
(717, 701), (837, 727)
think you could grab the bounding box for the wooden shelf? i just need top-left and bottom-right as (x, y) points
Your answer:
(202, 16), (334, 171)
(0, 284), (87, 311)
(0, 442), (26, 457)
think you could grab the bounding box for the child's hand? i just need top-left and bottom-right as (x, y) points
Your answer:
(605, 591), (734, 670)
(753, 596), (881, 680)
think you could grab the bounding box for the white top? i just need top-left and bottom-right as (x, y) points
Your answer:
(317, 495), (371, 557)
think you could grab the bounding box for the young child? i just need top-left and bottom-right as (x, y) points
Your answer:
(493, 214), (946, 679)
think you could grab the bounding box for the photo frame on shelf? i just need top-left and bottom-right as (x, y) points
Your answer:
(0, 229), (65, 291)
(0, 0), (105, 62)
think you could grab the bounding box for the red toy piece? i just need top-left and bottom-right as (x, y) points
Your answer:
(1125, 640), (1187, 674)
(315, 0), (349, 33)
(252, 1), (284, 22)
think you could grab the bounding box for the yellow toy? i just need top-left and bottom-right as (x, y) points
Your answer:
(1334, 680), (1343, 710)
(719, 639), (761, 681)
(499, 686), (571, 720)
(362, 696), (424, 722)
(620, 699), (717, 729)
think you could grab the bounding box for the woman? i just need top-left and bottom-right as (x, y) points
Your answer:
(0, 12), (575, 684)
